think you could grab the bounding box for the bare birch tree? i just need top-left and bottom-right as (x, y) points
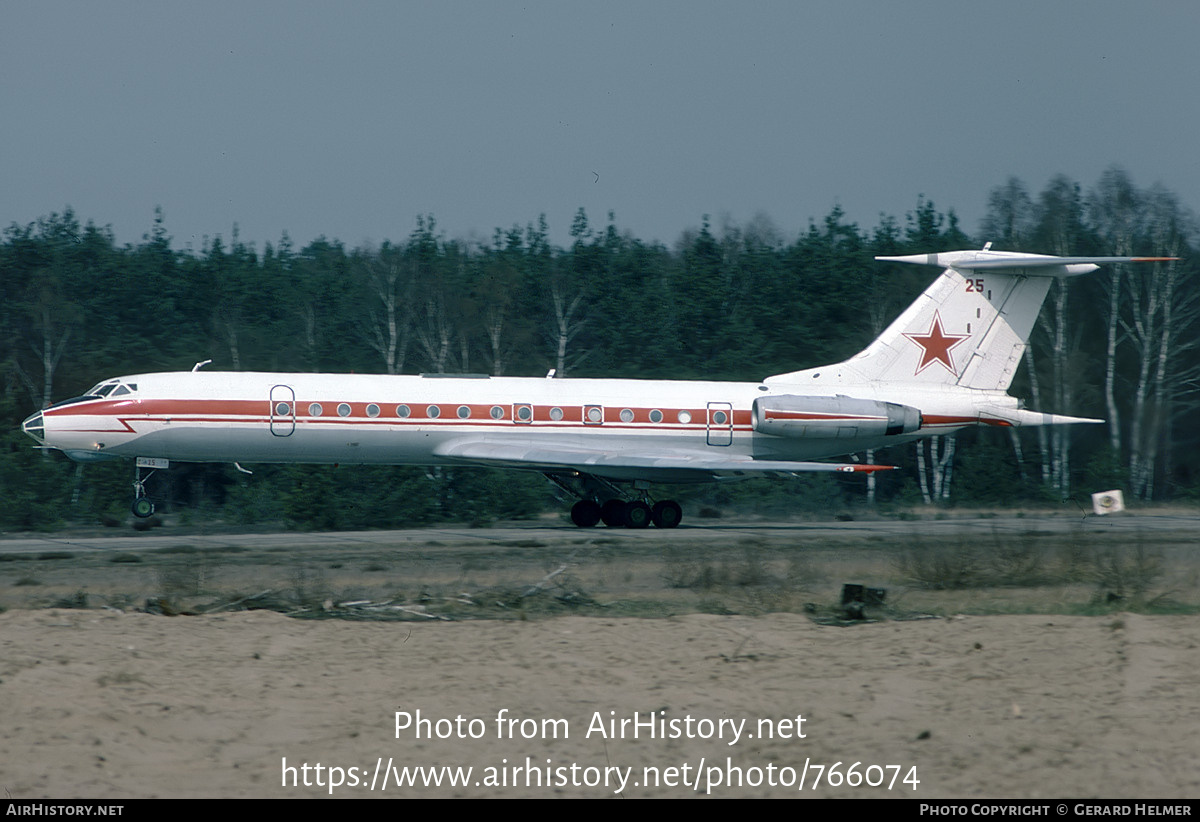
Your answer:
(13, 262), (81, 409)
(1124, 187), (1196, 498)
(359, 248), (413, 375)
(19, 295), (75, 409)
(982, 178), (1040, 490)
(414, 281), (457, 374)
(915, 435), (956, 505)
(1033, 175), (1086, 498)
(1088, 167), (1142, 458)
(548, 278), (587, 376)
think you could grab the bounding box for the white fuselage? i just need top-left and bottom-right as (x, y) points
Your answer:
(32, 370), (1000, 481)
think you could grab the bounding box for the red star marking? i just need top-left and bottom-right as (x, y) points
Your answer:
(903, 312), (970, 376)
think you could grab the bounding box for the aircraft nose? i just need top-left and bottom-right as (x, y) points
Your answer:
(21, 411), (45, 444)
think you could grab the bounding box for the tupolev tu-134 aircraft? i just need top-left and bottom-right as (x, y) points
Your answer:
(22, 249), (1171, 528)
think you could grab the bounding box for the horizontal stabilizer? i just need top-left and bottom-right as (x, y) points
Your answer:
(953, 256), (1176, 270)
(876, 251), (1177, 278)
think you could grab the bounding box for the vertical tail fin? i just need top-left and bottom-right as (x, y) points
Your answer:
(767, 250), (1172, 391)
(853, 251), (1059, 391)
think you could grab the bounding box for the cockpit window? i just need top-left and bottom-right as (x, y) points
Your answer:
(86, 380), (137, 398)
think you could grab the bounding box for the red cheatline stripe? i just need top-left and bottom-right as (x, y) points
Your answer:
(58, 401), (1016, 431)
(921, 415), (1010, 428)
(48, 398), (757, 427)
(62, 416), (757, 435)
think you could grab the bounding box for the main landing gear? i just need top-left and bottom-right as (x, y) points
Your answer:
(571, 498), (682, 529)
(546, 473), (683, 529)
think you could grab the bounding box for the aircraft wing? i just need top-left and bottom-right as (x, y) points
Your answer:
(432, 438), (894, 482)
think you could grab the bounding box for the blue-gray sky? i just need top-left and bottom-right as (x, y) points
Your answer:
(3, 1), (1197, 251)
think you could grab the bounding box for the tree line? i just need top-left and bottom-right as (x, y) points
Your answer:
(1, 167), (1196, 529)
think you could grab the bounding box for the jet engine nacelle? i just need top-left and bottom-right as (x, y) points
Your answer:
(752, 395), (922, 439)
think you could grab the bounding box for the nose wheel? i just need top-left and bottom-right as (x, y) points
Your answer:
(131, 466), (157, 518)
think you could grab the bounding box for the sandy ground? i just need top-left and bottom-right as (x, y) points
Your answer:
(2, 606), (1198, 798)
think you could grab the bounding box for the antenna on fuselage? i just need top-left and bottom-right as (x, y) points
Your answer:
(192, 359), (212, 372)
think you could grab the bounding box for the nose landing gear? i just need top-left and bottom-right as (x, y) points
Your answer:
(131, 460), (164, 518)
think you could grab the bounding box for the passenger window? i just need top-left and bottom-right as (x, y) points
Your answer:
(309, 403), (323, 417)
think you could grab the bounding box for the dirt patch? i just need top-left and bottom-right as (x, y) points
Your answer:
(0, 519), (1197, 797)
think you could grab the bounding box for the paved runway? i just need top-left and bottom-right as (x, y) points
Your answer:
(1, 512), (1195, 555)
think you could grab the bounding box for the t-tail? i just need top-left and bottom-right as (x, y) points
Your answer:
(765, 248), (1175, 427)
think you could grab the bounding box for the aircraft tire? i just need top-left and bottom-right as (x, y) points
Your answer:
(600, 498), (626, 527)
(132, 497), (155, 519)
(651, 500), (683, 528)
(623, 501), (652, 529)
(570, 499), (602, 527)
